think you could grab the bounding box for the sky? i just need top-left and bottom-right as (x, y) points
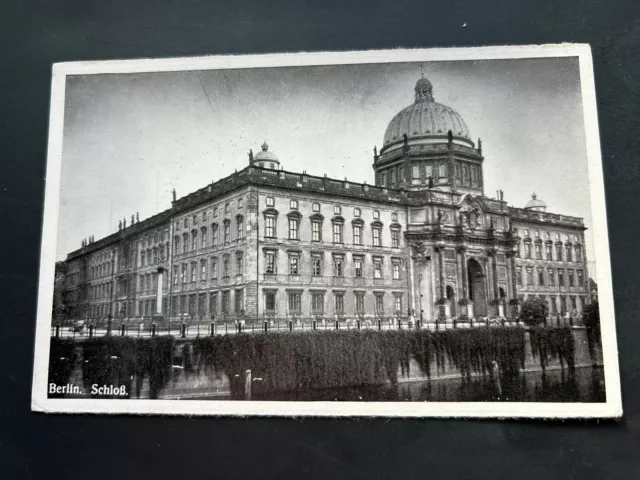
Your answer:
(57, 56), (596, 273)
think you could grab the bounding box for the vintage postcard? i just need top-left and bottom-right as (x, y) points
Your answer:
(32, 45), (622, 417)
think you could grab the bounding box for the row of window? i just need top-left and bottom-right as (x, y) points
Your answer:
(175, 198), (244, 231)
(518, 241), (583, 263)
(139, 243), (169, 268)
(139, 229), (168, 249)
(268, 196), (398, 222)
(170, 290), (244, 316)
(266, 290), (403, 315)
(521, 294), (589, 315)
(88, 282), (112, 301)
(516, 266), (585, 288)
(265, 215), (401, 247)
(264, 251), (403, 279)
(172, 253), (244, 285)
(88, 261), (112, 280)
(376, 163), (481, 188)
(515, 229), (581, 244)
(174, 216), (244, 255)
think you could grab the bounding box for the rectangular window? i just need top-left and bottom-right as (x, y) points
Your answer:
(312, 255), (322, 276)
(354, 257), (363, 277)
(312, 202), (320, 212)
(311, 220), (321, 242)
(224, 203), (230, 214)
(391, 229), (400, 248)
(334, 205), (341, 215)
(213, 206), (218, 217)
(333, 256), (344, 277)
(266, 197), (275, 207)
(235, 289), (244, 313)
(394, 295), (402, 313)
(354, 207), (361, 217)
(568, 269), (574, 286)
(556, 244), (563, 261)
(375, 294), (384, 314)
(312, 293), (324, 313)
(524, 243), (531, 259)
(290, 199), (298, 210)
(438, 163), (447, 178)
(188, 294), (196, 315)
(537, 268), (544, 286)
(288, 292), (301, 313)
(212, 224), (218, 246)
(392, 263), (401, 280)
(566, 245), (573, 262)
(181, 264), (187, 284)
(353, 224), (362, 245)
(372, 227), (381, 247)
(237, 218), (244, 238)
(289, 254), (299, 275)
(236, 253), (243, 275)
(288, 219), (299, 240)
(412, 164), (420, 179)
(200, 261), (207, 281)
(190, 262), (197, 283)
(224, 223), (230, 243)
(221, 291), (230, 314)
(264, 251), (276, 274)
(526, 268), (533, 286)
(211, 258), (218, 279)
(265, 216), (276, 238)
(575, 245), (582, 262)
(516, 266), (523, 286)
(333, 223), (343, 243)
(209, 292), (217, 316)
(535, 243), (542, 260)
(425, 164), (432, 179)
(548, 268), (555, 286)
(198, 293), (206, 315)
(192, 232), (197, 250)
(238, 198), (243, 209)
(223, 257), (229, 277)
(373, 210), (380, 220)
(546, 244), (553, 260)
(577, 270), (584, 287)
(355, 293), (365, 313)
(374, 259), (383, 279)
(173, 266), (178, 286)
(180, 295), (186, 314)
(334, 294), (344, 314)
(558, 269), (565, 287)
(264, 292), (276, 312)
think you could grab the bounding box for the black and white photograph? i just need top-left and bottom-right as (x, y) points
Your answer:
(32, 45), (621, 417)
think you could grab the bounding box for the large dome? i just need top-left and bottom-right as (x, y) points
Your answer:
(382, 76), (471, 148)
(253, 141), (279, 163)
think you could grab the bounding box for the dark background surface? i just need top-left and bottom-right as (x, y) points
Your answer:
(1, 1), (639, 478)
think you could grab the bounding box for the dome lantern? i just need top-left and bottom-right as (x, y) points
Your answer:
(250, 140), (281, 170)
(524, 192), (547, 211)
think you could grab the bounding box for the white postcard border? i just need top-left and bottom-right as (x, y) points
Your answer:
(32, 44), (622, 418)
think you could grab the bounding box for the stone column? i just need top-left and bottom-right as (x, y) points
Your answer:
(508, 252), (519, 318)
(408, 256), (417, 318)
(156, 267), (165, 315)
(435, 242), (450, 320)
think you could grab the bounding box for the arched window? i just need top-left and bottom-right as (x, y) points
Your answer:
(201, 227), (207, 248)
(223, 220), (230, 243)
(211, 223), (218, 247)
(236, 215), (244, 239)
(182, 233), (189, 253)
(191, 230), (198, 250)
(174, 235), (180, 255)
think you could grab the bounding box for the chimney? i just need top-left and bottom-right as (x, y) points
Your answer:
(136, 212), (139, 223)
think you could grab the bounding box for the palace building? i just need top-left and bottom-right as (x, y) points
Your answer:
(59, 75), (591, 325)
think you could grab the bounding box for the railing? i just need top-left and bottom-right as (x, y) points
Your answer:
(50, 314), (533, 340)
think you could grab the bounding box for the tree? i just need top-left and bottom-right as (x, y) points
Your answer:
(519, 297), (549, 326)
(582, 300), (600, 330)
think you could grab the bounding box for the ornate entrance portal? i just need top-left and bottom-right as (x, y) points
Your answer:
(467, 258), (487, 317)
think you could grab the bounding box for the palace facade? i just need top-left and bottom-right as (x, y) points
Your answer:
(59, 75), (591, 325)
